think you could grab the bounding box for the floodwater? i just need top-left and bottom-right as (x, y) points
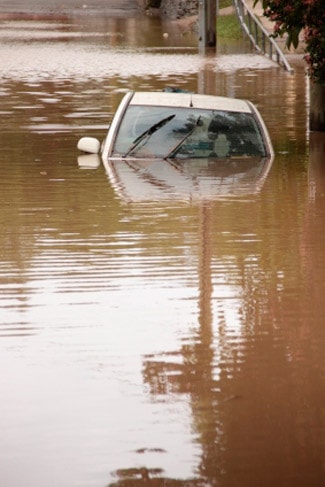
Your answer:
(0, 9), (324, 487)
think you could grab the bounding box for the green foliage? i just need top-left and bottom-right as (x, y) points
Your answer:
(217, 14), (243, 39)
(219, 0), (233, 8)
(254, 0), (325, 83)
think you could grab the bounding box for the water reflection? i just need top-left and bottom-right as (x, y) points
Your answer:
(308, 132), (325, 205)
(108, 129), (324, 486)
(0, 7), (324, 487)
(102, 156), (273, 203)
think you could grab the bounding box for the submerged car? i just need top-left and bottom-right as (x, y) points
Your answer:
(77, 91), (274, 161)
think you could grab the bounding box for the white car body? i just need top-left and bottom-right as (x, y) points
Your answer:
(77, 91), (274, 202)
(78, 91), (274, 161)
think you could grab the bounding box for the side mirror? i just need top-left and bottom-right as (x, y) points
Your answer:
(77, 137), (101, 154)
(78, 154), (101, 169)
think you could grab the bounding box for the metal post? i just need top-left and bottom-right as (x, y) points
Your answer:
(199, 0), (217, 52)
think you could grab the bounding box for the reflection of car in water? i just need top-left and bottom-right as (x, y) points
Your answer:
(77, 91), (274, 201)
(102, 156), (273, 203)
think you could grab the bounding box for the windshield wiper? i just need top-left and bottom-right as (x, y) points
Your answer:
(164, 116), (202, 159)
(123, 114), (175, 157)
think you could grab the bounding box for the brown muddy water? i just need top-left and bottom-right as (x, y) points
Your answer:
(0, 10), (324, 487)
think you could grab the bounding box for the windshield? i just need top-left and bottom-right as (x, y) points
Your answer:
(112, 106), (267, 159)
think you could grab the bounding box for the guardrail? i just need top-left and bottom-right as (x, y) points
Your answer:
(232, 0), (293, 73)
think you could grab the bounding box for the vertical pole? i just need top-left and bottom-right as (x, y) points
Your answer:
(199, 0), (217, 52)
(198, 0), (206, 50)
(207, 0), (217, 47)
(310, 82), (325, 131)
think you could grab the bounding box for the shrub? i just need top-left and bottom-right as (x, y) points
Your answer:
(255, 0), (325, 83)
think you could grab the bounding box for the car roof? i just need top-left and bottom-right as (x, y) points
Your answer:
(129, 91), (252, 113)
